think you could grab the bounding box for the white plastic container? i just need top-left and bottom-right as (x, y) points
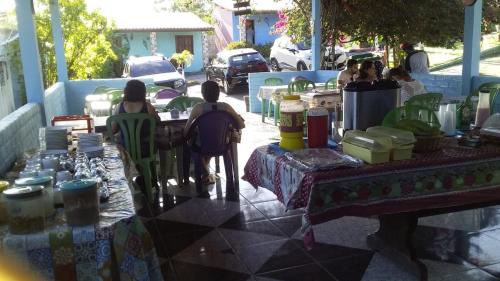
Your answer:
(15, 176), (55, 217)
(3, 186), (46, 234)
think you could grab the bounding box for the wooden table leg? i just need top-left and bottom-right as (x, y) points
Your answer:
(367, 214), (428, 281)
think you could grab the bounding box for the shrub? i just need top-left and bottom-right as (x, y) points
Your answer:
(170, 50), (194, 68)
(226, 41), (250, 50)
(225, 41), (273, 59)
(252, 43), (273, 59)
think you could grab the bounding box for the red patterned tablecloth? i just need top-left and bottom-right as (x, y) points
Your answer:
(243, 140), (500, 248)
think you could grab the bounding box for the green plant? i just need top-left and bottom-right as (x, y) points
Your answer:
(226, 41), (251, 50)
(170, 50), (194, 68)
(252, 43), (273, 59)
(35, 0), (117, 87)
(224, 41), (273, 59)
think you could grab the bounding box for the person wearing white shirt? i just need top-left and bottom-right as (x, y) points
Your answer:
(401, 43), (430, 74)
(337, 59), (359, 88)
(389, 67), (426, 105)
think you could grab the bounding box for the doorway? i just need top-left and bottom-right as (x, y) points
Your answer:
(245, 19), (255, 45)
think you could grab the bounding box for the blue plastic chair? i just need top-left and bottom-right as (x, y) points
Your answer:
(186, 110), (239, 190)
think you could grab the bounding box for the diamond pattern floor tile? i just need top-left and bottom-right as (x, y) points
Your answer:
(167, 260), (250, 281)
(157, 197), (243, 227)
(257, 263), (336, 281)
(173, 230), (250, 274)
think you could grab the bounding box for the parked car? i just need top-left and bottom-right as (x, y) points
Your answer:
(205, 48), (270, 94)
(270, 35), (347, 71)
(122, 55), (187, 95)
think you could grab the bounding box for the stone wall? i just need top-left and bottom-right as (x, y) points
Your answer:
(0, 104), (42, 175)
(44, 82), (68, 124)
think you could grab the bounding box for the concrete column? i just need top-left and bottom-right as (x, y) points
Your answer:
(49, 0), (68, 82)
(311, 0), (321, 71)
(461, 0), (483, 96)
(15, 0), (45, 107)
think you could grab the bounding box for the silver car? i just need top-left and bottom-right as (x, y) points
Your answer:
(122, 55), (187, 94)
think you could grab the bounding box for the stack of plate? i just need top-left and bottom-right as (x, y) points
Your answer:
(40, 127), (69, 150)
(78, 133), (103, 149)
(79, 146), (104, 158)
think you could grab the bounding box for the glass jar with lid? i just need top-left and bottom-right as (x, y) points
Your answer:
(3, 186), (46, 234)
(15, 176), (55, 217)
(61, 179), (99, 226)
(0, 181), (10, 224)
(279, 95), (305, 150)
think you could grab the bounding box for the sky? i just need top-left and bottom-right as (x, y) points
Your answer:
(85, 0), (172, 18)
(0, 0), (172, 20)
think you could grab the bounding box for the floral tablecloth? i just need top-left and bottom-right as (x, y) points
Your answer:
(1, 145), (163, 281)
(243, 140), (500, 248)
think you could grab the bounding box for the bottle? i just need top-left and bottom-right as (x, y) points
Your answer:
(279, 95), (305, 150)
(475, 90), (491, 128)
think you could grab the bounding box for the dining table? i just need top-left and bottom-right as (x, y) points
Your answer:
(243, 139), (500, 280)
(93, 112), (239, 187)
(0, 145), (163, 281)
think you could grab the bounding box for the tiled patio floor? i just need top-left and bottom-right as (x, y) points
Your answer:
(138, 86), (500, 280)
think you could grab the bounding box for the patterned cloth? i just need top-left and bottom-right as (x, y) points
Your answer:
(243, 140), (500, 249)
(1, 145), (163, 281)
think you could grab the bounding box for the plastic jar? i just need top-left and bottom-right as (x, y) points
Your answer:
(15, 176), (55, 217)
(0, 181), (10, 224)
(61, 179), (99, 226)
(307, 107), (329, 148)
(3, 186), (46, 234)
(279, 95), (305, 150)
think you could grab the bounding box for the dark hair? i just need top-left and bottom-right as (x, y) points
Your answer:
(123, 79), (146, 102)
(400, 43), (414, 52)
(358, 60), (374, 80)
(388, 67), (410, 80)
(346, 59), (358, 68)
(201, 80), (220, 102)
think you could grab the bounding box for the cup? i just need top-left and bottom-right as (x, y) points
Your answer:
(170, 109), (180, 119)
(56, 171), (72, 183)
(38, 168), (56, 179)
(42, 156), (60, 170)
(19, 170), (38, 178)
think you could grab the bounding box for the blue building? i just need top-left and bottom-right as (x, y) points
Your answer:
(112, 12), (213, 73)
(213, 0), (287, 51)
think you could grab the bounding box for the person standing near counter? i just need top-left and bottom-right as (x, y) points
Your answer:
(401, 43), (430, 74)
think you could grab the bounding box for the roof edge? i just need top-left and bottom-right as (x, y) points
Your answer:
(115, 27), (214, 32)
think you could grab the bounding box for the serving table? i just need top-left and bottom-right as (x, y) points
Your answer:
(258, 83), (338, 125)
(243, 139), (500, 280)
(1, 145), (163, 281)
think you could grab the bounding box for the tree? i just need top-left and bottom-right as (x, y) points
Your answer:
(35, 0), (118, 87)
(170, 0), (214, 24)
(277, 0), (497, 66)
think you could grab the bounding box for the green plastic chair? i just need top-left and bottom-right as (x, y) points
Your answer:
(93, 86), (113, 94)
(404, 93), (443, 111)
(288, 79), (315, 94)
(264, 78), (284, 125)
(107, 113), (157, 202)
(324, 77), (338, 90)
(163, 96), (204, 112)
(383, 105), (441, 129)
